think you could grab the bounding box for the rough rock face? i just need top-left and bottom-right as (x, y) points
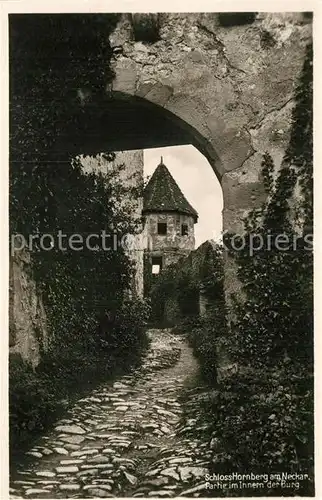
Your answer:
(111, 12), (310, 182)
(109, 12), (311, 298)
(9, 247), (48, 368)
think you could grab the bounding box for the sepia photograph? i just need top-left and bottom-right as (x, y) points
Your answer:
(6, 8), (314, 498)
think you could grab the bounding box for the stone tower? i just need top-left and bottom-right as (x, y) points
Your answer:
(143, 158), (198, 291)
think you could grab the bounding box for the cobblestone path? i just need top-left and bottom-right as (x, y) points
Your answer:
(10, 329), (213, 498)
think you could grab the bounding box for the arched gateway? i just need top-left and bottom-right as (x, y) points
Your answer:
(81, 12), (311, 300)
(9, 12), (312, 365)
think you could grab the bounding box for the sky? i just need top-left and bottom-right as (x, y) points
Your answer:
(144, 145), (223, 248)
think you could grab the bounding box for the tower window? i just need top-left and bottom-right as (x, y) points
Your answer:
(157, 222), (167, 235)
(181, 224), (189, 236)
(151, 256), (163, 274)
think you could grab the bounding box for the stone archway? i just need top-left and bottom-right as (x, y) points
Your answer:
(50, 8), (311, 304)
(105, 12), (311, 299)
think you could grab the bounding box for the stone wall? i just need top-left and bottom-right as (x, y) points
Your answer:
(80, 150), (144, 297)
(144, 212), (195, 261)
(150, 239), (220, 324)
(144, 212), (195, 255)
(9, 247), (48, 368)
(109, 12), (312, 304)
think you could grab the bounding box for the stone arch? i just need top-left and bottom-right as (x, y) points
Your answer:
(58, 77), (282, 243)
(108, 12), (311, 236)
(69, 86), (263, 241)
(110, 89), (224, 181)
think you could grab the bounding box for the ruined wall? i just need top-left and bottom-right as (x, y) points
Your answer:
(109, 12), (312, 302)
(9, 247), (48, 368)
(80, 150), (144, 297)
(150, 239), (220, 324)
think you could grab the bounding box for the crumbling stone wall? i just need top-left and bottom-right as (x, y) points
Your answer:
(151, 240), (219, 324)
(109, 12), (312, 302)
(9, 247), (48, 368)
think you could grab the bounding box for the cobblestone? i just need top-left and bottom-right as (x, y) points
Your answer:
(10, 329), (212, 497)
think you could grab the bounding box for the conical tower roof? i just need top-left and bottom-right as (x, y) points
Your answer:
(143, 158), (198, 222)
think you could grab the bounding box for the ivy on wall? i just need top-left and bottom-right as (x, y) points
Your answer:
(226, 42), (313, 370)
(9, 14), (120, 161)
(9, 15), (153, 454)
(9, 14), (138, 348)
(9, 14), (149, 355)
(188, 42), (313, 494)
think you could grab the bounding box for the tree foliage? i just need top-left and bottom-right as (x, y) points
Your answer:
(149, 243), (224, 325)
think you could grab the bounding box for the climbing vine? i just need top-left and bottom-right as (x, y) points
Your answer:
(149, 242), (225, 330)
(189, 42), (313, 495)
(227, 42), (313, 370)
